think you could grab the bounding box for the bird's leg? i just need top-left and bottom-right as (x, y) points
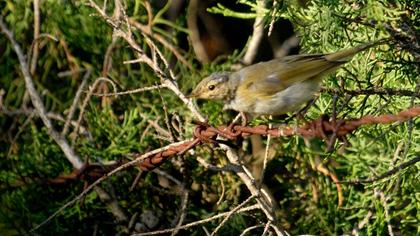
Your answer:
(286, 98), (317, 123)
(228, 112), (248, 129)
(295, 112), (307, 124)
(240, 112), (248, 126)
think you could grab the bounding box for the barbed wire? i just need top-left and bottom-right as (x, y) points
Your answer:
(138, 106), (420, 171)
(49, 106), (420, 183)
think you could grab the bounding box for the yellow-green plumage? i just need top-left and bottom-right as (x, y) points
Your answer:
(190, 42), (382, 115)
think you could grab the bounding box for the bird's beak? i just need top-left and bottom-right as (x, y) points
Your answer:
(186, 92), (197, 99)
(187, 87), (201, 98)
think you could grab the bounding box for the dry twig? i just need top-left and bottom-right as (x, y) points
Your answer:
(243, 0), (265, 65)
(0, 16), (84, 169)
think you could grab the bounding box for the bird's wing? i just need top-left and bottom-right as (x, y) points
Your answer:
(236, 42), (381, 98)
(236, 54), (345, 97)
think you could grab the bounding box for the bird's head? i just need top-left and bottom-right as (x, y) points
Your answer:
(189, 72), (231, 100)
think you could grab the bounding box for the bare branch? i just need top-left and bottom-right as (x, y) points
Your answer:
(30, 139), (194, 232)
(339, 156), (420, 184)
(210, 195), (256, 236)
(30, 0), (41, 75)
(62, 69), (91, 135)
(93, 84), (167, 97)
(220, 144), (287, 236)
(374, 189), (394, 236)
(321, 87), (420, 98)
(132, 204), (260, 235)
(187, 0), (209, 62)
(243, 0), (265, 65)
(0, 16), (84, 169)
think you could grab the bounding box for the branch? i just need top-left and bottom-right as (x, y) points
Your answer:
(0, 16), (84, 169)
(0, 15), (130, 231)
(187, 0), (209, 62)
(339, 156), (420, 184)
(243, 0), (265, 65)
(30, 139), (194, 232)
(30, 0), (40, 74)
(321, 87), (420, 98)
(220, 144), (287, 236)
(62, 69), (91, 135)
(132, 204), (260, 235)
(87, 0), (205, 122)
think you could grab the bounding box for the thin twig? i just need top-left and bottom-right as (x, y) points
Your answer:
(156, 84), (175, 142)
(374, 189), (394, 236)
(128, 18), (193, 69)
(274, 35), (299, 58)
(219, 144), (287, 236)
(171, 190), (189, 236)
(62, 69), (91, 135)
(30, 139), (194, 232)
(2, 14), (129, 229)
(196, 156), (242, 173)
(259, 121), (272, 188)
(102, 33), (118, 76)
(93, 84), (167, 97)
(30, 0), (40, 75)
(239, 224), (265, 236)
(138, 113), (172, 140)
(261, 221), (271, 236)
(1, 108), (90, 135)
(72, 77), (117, 143)
(321, 87), (420, 98)
(268, 0), (277, 36)
(87, 0), (205, 122)
(132, 204), (261, 235)
(339, 156), (420, 184)
(0, 16), (84, 169)
(216, 173), (225, 206)
(6, 112), (35, 158)
(210, 195), (256, 236)
(153, 169), (183, 187)
(351, 210), (373, 236)
(94, 185), (128, 222)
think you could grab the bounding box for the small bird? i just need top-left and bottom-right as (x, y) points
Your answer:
(189, 42), (383, 117)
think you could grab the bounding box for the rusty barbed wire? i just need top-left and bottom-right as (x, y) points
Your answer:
(48, 160), (124, 184)
(137, 106), (420, 171)
(49, 106), (420, 182)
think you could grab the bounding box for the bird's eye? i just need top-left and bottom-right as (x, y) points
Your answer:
(208, 85), (215, 91)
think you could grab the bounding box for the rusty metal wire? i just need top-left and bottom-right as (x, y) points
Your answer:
(48, 161), (123, 184)
(50, 106), (420, 180)
(137, 106), (420, 171)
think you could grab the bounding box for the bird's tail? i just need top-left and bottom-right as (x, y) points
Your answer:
(325, 39), (389, 62)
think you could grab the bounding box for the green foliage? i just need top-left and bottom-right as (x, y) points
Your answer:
(208, 0), (263, 19)
(0, 0), (419, 235)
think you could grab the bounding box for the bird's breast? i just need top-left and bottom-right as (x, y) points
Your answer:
(226, 78), (321, 115)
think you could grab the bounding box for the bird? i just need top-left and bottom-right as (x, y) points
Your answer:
(189, 41), (384, 119)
